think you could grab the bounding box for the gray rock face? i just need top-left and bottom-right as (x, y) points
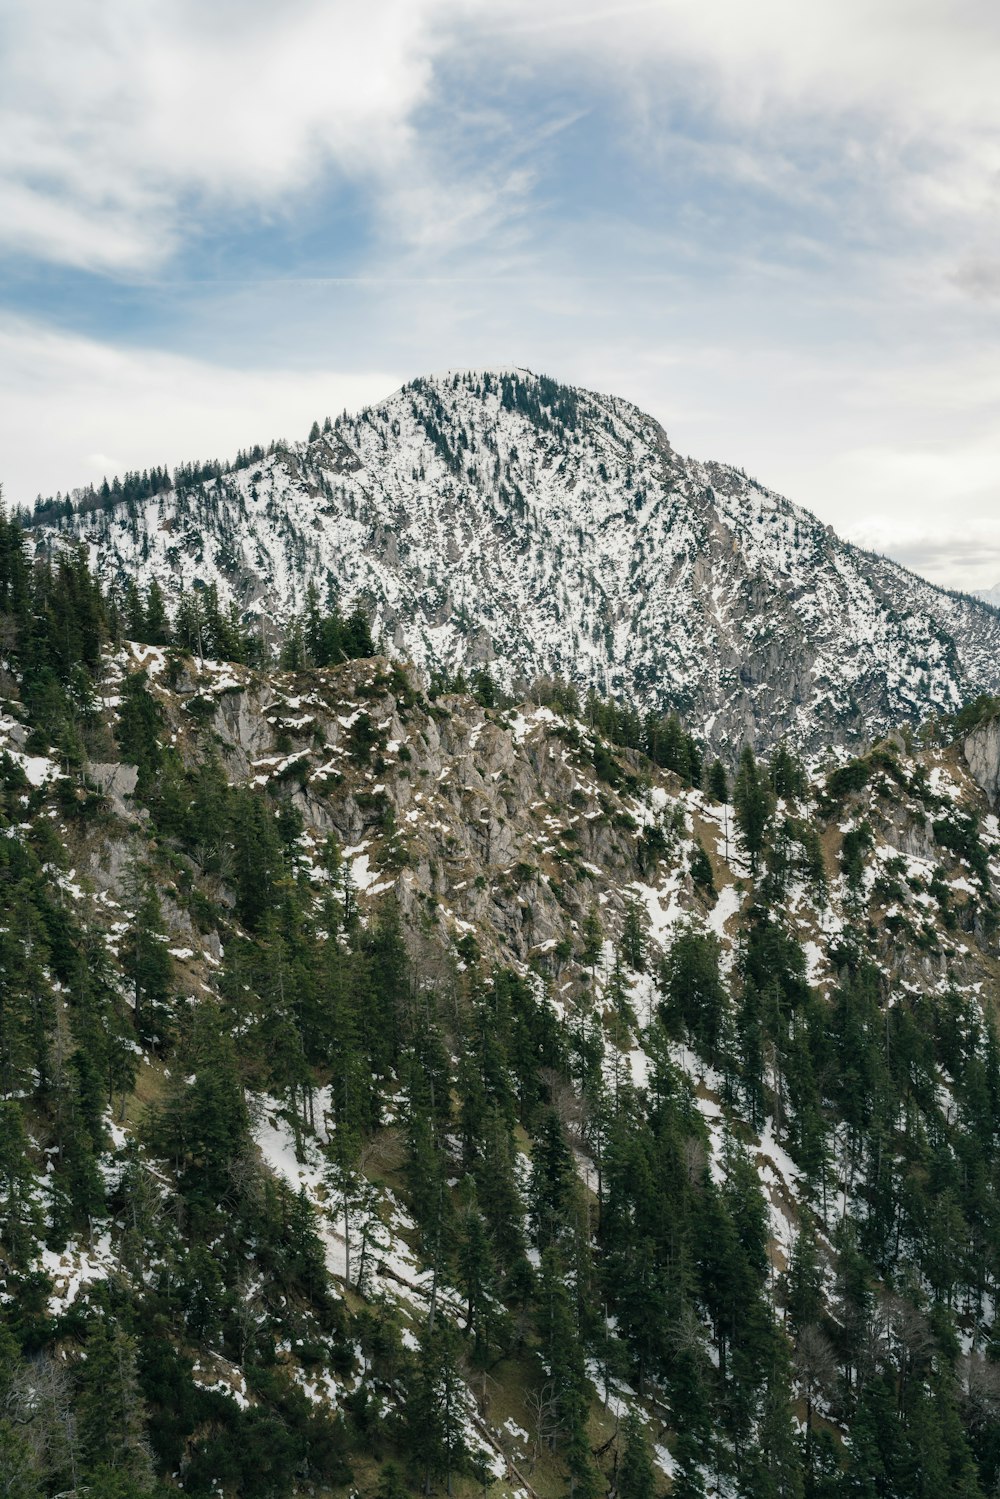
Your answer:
(965, 718), (1000, 808)
(75, 646), (1000, 1006)
(88, 761), (139, 816)
(38, 368), (1000, 754)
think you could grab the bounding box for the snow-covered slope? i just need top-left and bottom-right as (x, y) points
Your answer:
(42, 367), (1000, 752)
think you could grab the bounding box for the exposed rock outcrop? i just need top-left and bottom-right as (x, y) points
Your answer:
(965, 715), (1000, 809)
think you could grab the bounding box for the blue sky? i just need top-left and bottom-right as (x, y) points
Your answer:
(2, 0), (1000, 588)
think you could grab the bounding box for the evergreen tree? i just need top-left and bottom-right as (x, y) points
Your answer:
(76, 1319), (153, 1489)
(785, 1212), (824, 1335)
(707, 758), (729, 803)
(538, 1246), (598, 1498)
(0, 1101), (40, 1264)
(116, 671), (163, 795)
(121, 863), (173, 1043)
(581, 905), (604, 973)
(404, 1318), (469, 1496)
(770, 743), (807, 800)
(621, 898), (646, 972)
(143, 579), (170, 644)
(530, 1109), (576, 1251)
(689, 840), (715, 894)
(733, 746), (773, 873)
(659, 926), (727, 1062)
(151, 1004), (251, 1227)
(0, 1419), (41, 1499)
(618, 1408), (656, 1499)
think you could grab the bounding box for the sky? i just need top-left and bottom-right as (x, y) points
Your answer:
(2, 0), (999, 591)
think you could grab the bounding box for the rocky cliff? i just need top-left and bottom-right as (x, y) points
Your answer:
(965, 715), (1000, 809)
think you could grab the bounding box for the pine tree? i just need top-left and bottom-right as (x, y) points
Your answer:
(151, 1004), (251, 1226)
(581, 906), (604, 974)
(708, 758), (729, 803)
(303, 581), (324, 666)
(404, 1318), (469, 1496)
(143, 579), (170, 644)
(659, 926), (727, 1062)
(538, 1246), (598, 1498)
(770, 743), (807, 800)
(376, 1462), (409, 1499)
(529, 1109), (576, 1251)
(743, 1341), (804, 1499)
(456, 1187), (508, 1364)
(618, 1408), (656, 1499)
(689, 840), (715, 894)
(121, 863), (172, 1042)
(48, 1058), (106, 1240)
(76, 1319), (153, 1488)
(115, 671), (163, 795)
(785, 1212), (823, 1335)
(733, 746), (773, 873)
(0, 1100), (40, 1265)
(621, 898), (646, 972)
(173, 590), (207, 657)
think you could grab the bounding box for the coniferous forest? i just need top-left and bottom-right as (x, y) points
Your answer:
(5, 504), (1000, 1499)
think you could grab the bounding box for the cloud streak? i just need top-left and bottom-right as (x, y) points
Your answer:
(4, 2), (999, 274)
(846, 516), (1000, 595)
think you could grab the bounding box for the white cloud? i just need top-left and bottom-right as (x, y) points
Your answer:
(0, 0), (445, 269)
(0, 317), (398, 505)
(3, 2), (999, 273)
(471, 0), (1000, 264)
(845, 515), (1000, 594)
(480, 0), (1000, 137)
(0, 181), (163, 271)
(84, 452), (125, 476)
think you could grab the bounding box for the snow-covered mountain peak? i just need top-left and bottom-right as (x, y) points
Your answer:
(36, 367), (1000, 753)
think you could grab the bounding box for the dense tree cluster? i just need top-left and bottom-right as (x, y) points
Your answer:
(280, 583), (375, 671)
(23, 445), (286, 530)
(0, 508), (106, 766)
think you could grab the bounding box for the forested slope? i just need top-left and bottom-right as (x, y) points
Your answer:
(3, 518), (1000, 1498)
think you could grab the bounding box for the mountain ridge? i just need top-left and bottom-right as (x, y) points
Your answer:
(28, 366), (1000, 754)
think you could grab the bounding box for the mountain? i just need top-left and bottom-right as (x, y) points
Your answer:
(33, 367), (1000, 755)
(976, 582), (1000, 608)
(6, 512), (1000, 1495)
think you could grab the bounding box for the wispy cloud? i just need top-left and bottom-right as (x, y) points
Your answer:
(5, 2), (998, 276)
(469, 0), (1000, 284)
(0, 1), (445, 270)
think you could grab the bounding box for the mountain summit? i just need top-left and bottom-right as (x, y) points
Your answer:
(41, 367), (1000, 750)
